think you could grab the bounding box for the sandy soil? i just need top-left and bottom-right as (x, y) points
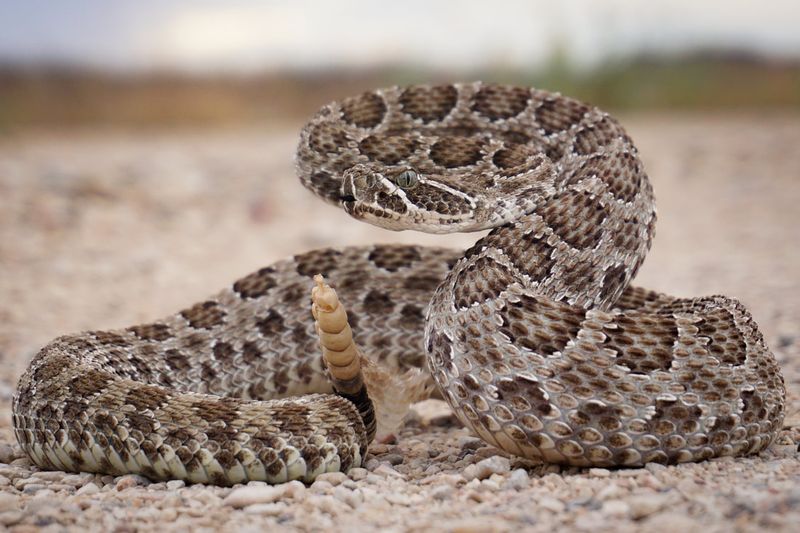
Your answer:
(0, 114), (798, 531)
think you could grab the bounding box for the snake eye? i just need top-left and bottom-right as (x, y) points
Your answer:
(394, 169), (419, 189)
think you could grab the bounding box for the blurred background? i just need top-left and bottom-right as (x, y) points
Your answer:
(1, 0), (800, 130)
(0, 0), (799, 394)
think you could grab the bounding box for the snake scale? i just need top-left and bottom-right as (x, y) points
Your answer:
(13, 83), (785, 485)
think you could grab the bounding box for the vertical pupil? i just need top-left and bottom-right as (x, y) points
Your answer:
(397, 170), (416, 187)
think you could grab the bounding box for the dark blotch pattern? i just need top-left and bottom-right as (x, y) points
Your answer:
(499, 295), (584, 356)
(403, 182), (472, 215)
(399, 85), (458, 122)
(233, 267), (277, 299)
(362, 290), (394, 315)
(429, 137), (484, 168)
(696, 308), (747, 366)
(534, 97), (591, 135)
(539, 191), (607, 250)
(340, 91), (387, 128)
(572, 116), (623, 155)
(181, 301), (226, 329)
(453, 256), (517, 308)
(471, 85), (530, 120)
(368, 245), (421, 272)
(127, 323), (172, 342)
(294, 248), (342, 277)
(359, 135), (418, 165)
(605, 314), (678, 373)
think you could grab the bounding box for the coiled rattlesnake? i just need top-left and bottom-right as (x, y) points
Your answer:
(13, 83), (785, 484)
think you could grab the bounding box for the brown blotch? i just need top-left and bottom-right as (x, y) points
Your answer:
(368, 245), (421, 272)
(212, 342), (236, 364)
(308, 171), (342, 203)
(399, 304), (425, 329)
(539, 191), (607, 250)
(340, 91), (387, 128)
(471, 85), (530, 120)
(127, 323), (172, 341)
(606, 314), (678, 373)
(453, 256), (517, 308)
(399, 85), (458, 122)
(91, 331), (131, 347)
(256, 310), (284, 338)
(233, 267), (277, 299)
(488, 228), (556, 283)
(241, 341), (263, 365)
(499, 295), (584, 356)
(67, 369), (114, 397)
(294, 248), (342, 277)
(429, 137), (484, 168)
(534, 97), (591, 135)
(572, 116), (623, 155)
(599, 264), (629, 304)
(307, 121), (351, 154)
(191, 398), (240, 425)
(403, 182), (473, 215)
(181, 300), (226, 329)
(362, 290), (394, 315)
(125, 385), (170, 411)
(696, 308), (747, 366)
(403, 274), (443, 292)
(358, 135), (418, 165)
(164, 349), (191, 372)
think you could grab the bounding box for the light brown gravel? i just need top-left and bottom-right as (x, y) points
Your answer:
(0, 114), (799, 532)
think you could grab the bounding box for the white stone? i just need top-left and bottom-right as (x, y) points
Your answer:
(76, 482), (101, 496)
(315, 472), (348, 486)
(628, 494), (669, 519)
(462, 456), (511, 481)
(166, 480), (186, 490)
(0, 493), (19, 513)
(348, 468), (368, 481)
(223, 485), (284, 508)
(373, 464), (405, 478)
(506, 468), (529, 490)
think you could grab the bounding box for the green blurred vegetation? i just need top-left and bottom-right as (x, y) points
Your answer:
(1, 52), (799, 133)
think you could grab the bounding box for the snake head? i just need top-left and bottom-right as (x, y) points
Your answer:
(339, 163), (491, 233)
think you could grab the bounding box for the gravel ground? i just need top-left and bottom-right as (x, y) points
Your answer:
(0, 114), (798, 532)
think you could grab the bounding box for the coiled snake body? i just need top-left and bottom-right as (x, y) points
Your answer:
(13, 83), (785, 484)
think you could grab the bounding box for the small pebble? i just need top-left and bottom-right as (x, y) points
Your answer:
(76, 483), (100, 496)
(315, 472), (348, 486)
(0, 511), (24, 527)
(430, 485), (454, 501)
(602, 499), (630, 517)
(166, 479), (186, 490)
(223, 485), (284, 508)
(115, 474), (151, 490)
(0, 445), (17, 465)
(22, 483), (48, 494)
(462, 456), (510, 481)
(382, 453), (405, 465)
(348, 468), (368, 481)
(0, 493), (20, 513)
(373, 464), (404, 478)
(310, 480), (333, 493)
(538, 497), (566, 513)
(243, 502), (286, 515)
(627, 494), (669, 519)
(506, 468), (529, 490)
(457, 437), (483, 451)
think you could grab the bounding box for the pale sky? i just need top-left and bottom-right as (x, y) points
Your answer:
(1, 0), (799, 72)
